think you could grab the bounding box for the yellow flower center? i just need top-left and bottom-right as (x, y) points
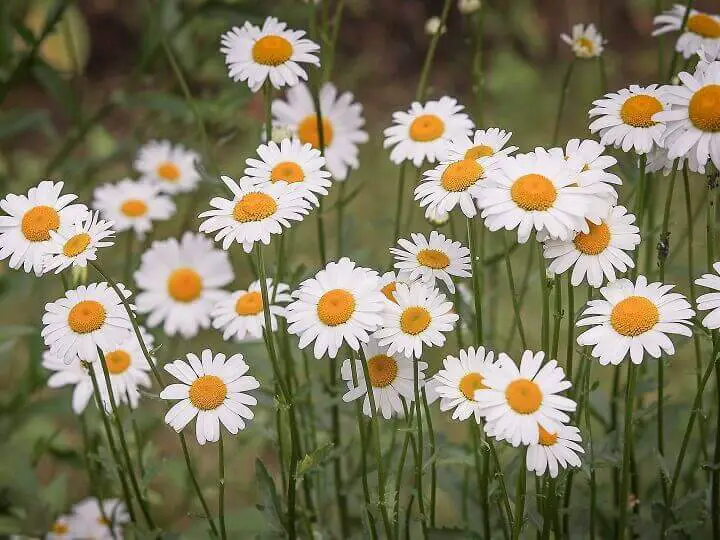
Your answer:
(687, 13), (720, 38)
(367, 354), (399, 388)
(620, 94), (663, 128)
(51, 521), (69, 534)
(270, 161), (305, 184)
(235, 291), (263, 315)
(68, 300), (106, 334)
(298, 115), (335, 148)
(610, 296), (659, 336)
(399, 306), (432, 335)
(409, 114), (445, 142)
(464, 144), (494, 160)
(573, 221), (611, 255)
(538, 426), (558, 446)
(317, 289), (356, 326)
(416, 248), (450, 269)
(459, 372), (487, 400)
(156, 161), (180, 182)
(505, 378), (543, 414)
(189, 375), (227, 410)
(689, 85), (720, 132)
(510, 174), (557, 211)
(381, 281), (398, 303)
(21, 205), (60, 242)
(167, 268), (203, 303)
(251, 35), (293, 66)
(105, 349), (131, 375)
(575, 37), (594, 54)
(120, 199), (148, 217)
(440, 159), (484, 192)
(232, 192), (278, 223)
(62, 232), (91, 257)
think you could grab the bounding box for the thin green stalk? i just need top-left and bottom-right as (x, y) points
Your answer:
(565, 276), (575, 381)
(323, 0), (346, 81)
(467, 217), (484, 344)
(585, 362), (597, 540)
(470, 5), (485, 124)
(218, 434), (227, 540)
(412, 358), (428, 537)
(336, 181), (347, 257)
(488, 440), (513, 536)
(617, 362), (638, 540)
(415, 0), (453, 101)
(538, 243), (550, 352)
(665, 0), (695, 81)
(551, 275), (562, 360)
(631, 155), (649, 277)
(125, 390), (146, 480)
(471, 422), (490, 539)
(395, 399), (416, 538)
(503, 232), (527, 349)
(79, 413), (116, 539)
(512, 448), (528, 540)
(541, 477), (557, 540)
(421, 388), (437, 528)
(391, 163), (408, 253)
(450, 217), (466, 349)
(309, 81), (328, 266)
(552, 59), (576, 145)
(179, 433), (219, 537)
(123, 233), (134, 286)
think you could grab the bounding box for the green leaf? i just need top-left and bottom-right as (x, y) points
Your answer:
(295, 441), (335, 478)
(0, 110), (50, 140)
(255, 458), (285, 533)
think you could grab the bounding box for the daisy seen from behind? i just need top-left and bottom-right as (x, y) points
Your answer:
(695, 262), (720, 329)
(561, 23), (605, 58)
(653, 4), (720, 59)
(134, 140), (201, 194)
(527, 424), (584, 478)
(44, 211), (115, 274)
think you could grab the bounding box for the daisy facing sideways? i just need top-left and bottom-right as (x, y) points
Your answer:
(561, 23), (605, 59)
(68, 498), (129, 539)
(443, 128), (518, 162)
(576, 275), (694, 365)
(652, 5), (720, 59)
(134, 140), (201, 194)
(44, 211), (115, 274)
(0, 180), (88, 276)
(526, 424), (584, 478)
(160, 350), (260, 445)
(551, 138), (621, 205)
(695, 262), (720, 330)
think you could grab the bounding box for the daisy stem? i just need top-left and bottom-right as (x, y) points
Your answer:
(502, 231), (527, 349)
(511, 447), (528, 540)
(470, 421), (491, 539)
(179, 433), (220, 537)
(540, 477), (556, 540)
(538, 243), (550, 353)
(585, 362), (597, 540)
(411, 356), (428, 537)
(396, 399), (417, 538)
(551, 59), (575, 146)
(125, 390), (146, 480)
(309, 81), (328, 266)
(467, 217), (484, 344)
(336, 181), (347, 257)
(617, 361), (638, 540)
(415, 0), (453, 101)
(79, 413), (116, 539)
(665, 0), (695, 82)
(328, 355), (350, 538)
(123, 233), (133, 286)
(323, 0), (346, 82)
(565, 276), (575, 381)
(488, 439), (514, 536)
(218, 433), (227, 540)
(450, 217), (466, 349)
(631, 155), (649, 277)
(421, 387), (437, 527)
(551, 275), (563, 360)
(391, 163), (408, 256)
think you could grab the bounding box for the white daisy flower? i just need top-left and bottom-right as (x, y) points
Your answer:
(341, 339), (427, 419)
(46, 515), (78, 539)
(211, 279), (291, 341)
(373, 281), (459, 358)
(71, 498), (129, 539)
(272, 82), (369, 180)
(384, 97), (474, 167)
(458, 0), (482, 15)
(391, 231), (471, 293)
(160, 349), (260, 445)
(43, 351), (97, 414)
(695, 262), (720, 329)
(42, 282), (133, 361)
(527, 424), (584, 478)
(134, 232), (233, 339)
(0, 180), (88, 276)
(654, 62), (720, 170)
(552, 138), (621, 205)
(653, 4), (720, 60)
(286, 258), (385, 359)
(198, 175), (311, 253)
(134, 140), (201, 194)
(696, 43), (720, 76)
(44, 212), (115, 274)
(444, 128), (518, 162)
(425, 16), (446, 36)
(576, 275), (694, 365)
(646, 144), (706, 175)
(543, 205), (640, 288)
(92, 178), (175, 239)
(475, 350), (576, 447)
(244, 138), (332, 206)
(378, 270), (406, 305)
(560, 23), (605, 58)
(425, 205), (450, 226)
(221, 16), (320, 93)
(431, 346), (497, 423)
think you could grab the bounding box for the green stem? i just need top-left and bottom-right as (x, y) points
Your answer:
(541, 477), (557, 540)
(565, 276), (575, 380)
(467, 217), (484, 344)
(617, 362), (638, 540)
(503, 232), (527, 349)
(470, 6), (485, 124)
(79, 413), (116, 539)
(471, 422), (491, 539)
(511, 448), (528, 540)
(219, 433), (227, 540)
(421, 388), (437, 527)
(336, 181), (347, 258)
(415, 0), (453, 101)
(179, 433), (219, 536)
(395, 399), (416, 538)
(489, 440), (513, 536)
(308, 82), (328, 266)
(391, 162), (408, 255)
(665, 0), (695, 81)
(552, 59), (576, 145)
(328, 354), (350, 537)
(538, 243), (550, 352)
(412, 357), (428, 537)
(551, 275), (563, 360)
(585, 360), (597, 540)
(125, 391), (146, 480)
(631, 155), (649, 277)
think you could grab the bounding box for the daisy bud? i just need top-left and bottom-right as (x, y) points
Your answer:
(425, 207), (450, 227)
(458, 0), (481, 15)
(425, 17), (446, 36)
(269, 123), (296, 144)
(72, 264), (88, 286)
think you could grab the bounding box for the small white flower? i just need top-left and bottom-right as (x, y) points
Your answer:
(46, 514), (78, 539)
(696, 43), (720, 76)
(425, 16), (446, 36)
(653, 5), (720, 60)
(560, 23), (605, 58)
(70, 498), (129, 540)
(134, 140), (201, 194)
(552, 138), (621, 206)
(646, 145), (706, 175)
(695, 262), (720, 329)
(425, 206), (451, 226)
(527, 424), (584, 478)
(444, 128), (518, 162)
(44, 212), (115, 274)
(458, 0), (481, 15)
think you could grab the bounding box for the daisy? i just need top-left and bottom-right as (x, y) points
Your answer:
(0, 180), (88, 276)
(341, 340), (427, 419)
(44, 212), (115, 274)
(43, 351), (97, 414)
(92, 179), (175, 239)
(42, 282), (133, 361)
(134, 232), (233, 339)
(543, 205), (640, 288)
(443, 128), (518, 162)
(431, 346), (496, 423)
(527, 424), (584, 478)
(379, 271), (404, 305)
(272, 82), (368, 180)
(198, 175), (311, 252)
(653, 5), (720, 60)
(384, 97), (474, 166)
(243, 138), (332, 206)
(589, 85), (669, 155)
(71, 498), (129, 539)
(425, 206), (450, 226)
(552, 138), (621, 204)
(221, 16), (320, 92)
(134, 140), (201, 194)
(160, 349), (260, 445)
(475, 350), (576, 447)
(576, 275), (694, 365)
(373, 281), (458, 358)
(560, 23), (605, 58)
(458, 0), (482, 15)
(46, 515), (77, 539)
(695, 262), (720, 329)
(211, 279), (291, 341)
(285, 258), (385, 359)
(391, 231), (471, 293)
(696, 43), (720, 76)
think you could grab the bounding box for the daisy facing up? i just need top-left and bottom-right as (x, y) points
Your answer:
(272, 82), (368, 180)
(285, 258), (385, 359)
(44, 211), (115, 274)
(576, 275), (694, 366)
(160, 350), (260, 445)
(526, 424), (584, 478)
(653, 4), (720, 60)
(0, 180), (88, 276)
(443, 128), (518, 162)
(134, 140), (201, 194)
(384, 96), (474, 167)
(695, 262), (720, 330)
(561, 23), (605, 59)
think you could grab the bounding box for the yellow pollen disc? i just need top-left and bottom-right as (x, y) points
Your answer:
(235, 291), (263, 316)
(51, 522), (69, 534)
(251, 35), (293, 66)
(576, 37), (594, 53)
(105, 349), (131, 374)
(297, 115), (334, 148)
(232, 192), (278, 223)
(510, 174), (557, 211)
(610, 296), (659, 336)
(317, 289), (356, 326)
(464, 144), (494, 160)
(367, 354), (399, 388)
(459, 372), (487, 400)
(68, 300), (106, 334)
(441, 159), (484, 192)
(98, 517), (110, 526)
(62, 232), (91, 257)
(189, 375), (227, 410)
(381, 281), (398, 303)
(505, 378), (543, 414)
(573, 221), (611, 255)
(689, 85), (720, 132)
(416, 248), (450, 269)
(687, 13), (720, 38)
(620, 94), (663, 128)
(538, 426), (558, 446)
(271, 161), (305, 184)
(167, 268), (203, 303)
(156, 161), (180, 182)
(400, 306), (431, 335)
(120, 199), (148, 217)
(21, 205), (60, 242)
(409, 114), (445, 142)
